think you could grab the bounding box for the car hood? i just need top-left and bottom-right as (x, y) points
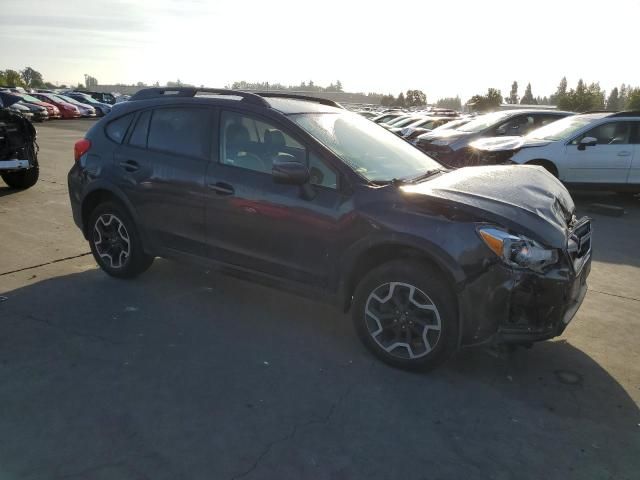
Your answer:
(401, 165), (575, 248)
(469, 136), (551, 152)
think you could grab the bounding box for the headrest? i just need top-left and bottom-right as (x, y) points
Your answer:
(264, 129), (285, 148)
(226, 123), (250, 143)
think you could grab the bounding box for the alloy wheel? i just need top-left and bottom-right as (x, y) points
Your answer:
(93, 213), (131, 269)
(364, 282), (442, 359)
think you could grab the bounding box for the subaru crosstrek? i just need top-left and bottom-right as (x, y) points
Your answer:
(68, 88), (592, 371)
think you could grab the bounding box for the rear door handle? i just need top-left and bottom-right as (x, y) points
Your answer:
(208, 182), (235, 195)
(617, 151), (631, 157)
(119, 160), (139, 172)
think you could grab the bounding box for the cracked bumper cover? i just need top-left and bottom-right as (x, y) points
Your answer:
(458, 254), (592, 346)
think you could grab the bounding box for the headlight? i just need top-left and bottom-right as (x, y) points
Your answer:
(478, 227), (558, 272)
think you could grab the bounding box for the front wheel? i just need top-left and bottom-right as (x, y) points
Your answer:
(352, 260), (458, 371)
(88, 201), (154, 278)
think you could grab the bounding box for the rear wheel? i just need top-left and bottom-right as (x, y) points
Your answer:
(88, 201), (154, 278)
(352, 260), (458, 371)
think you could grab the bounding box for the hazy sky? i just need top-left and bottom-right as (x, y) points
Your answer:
(2, 0), (639, 101)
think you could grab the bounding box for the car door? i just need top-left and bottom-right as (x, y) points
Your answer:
(564, 121), (633, 184)
(204, 108), (349, 288)
(113, 105), (212, 256)
(627, 121), (640, 185)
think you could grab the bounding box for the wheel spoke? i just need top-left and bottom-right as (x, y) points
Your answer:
(364, 281), (442, 360)
(93, 213), (131, 270)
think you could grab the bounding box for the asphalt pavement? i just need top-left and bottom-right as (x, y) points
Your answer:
(0, 119), (638, 480)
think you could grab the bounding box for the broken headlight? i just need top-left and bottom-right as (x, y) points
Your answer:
(478, 227), (559, 272)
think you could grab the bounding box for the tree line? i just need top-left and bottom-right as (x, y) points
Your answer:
(0, 66), (97, 90)
(229, 80), (345, 93)
(470, 77), (640, 113)
(4, 67), (639, 113)
(379, 90), (427, 107)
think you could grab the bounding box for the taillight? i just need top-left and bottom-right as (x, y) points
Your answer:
(74, 139), (91, 162)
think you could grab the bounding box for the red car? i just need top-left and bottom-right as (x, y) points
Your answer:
(15, 93), (61, 119)
(31, 93), (81, 119)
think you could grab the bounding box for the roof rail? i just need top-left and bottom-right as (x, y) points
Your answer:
(580, 110), (611, 114)
(129, 87), (270, 107)
(251, 91), (344, 109)
(609, 110), (640, 117)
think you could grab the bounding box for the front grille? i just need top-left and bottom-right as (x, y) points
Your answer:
(567, 217), (592, 273)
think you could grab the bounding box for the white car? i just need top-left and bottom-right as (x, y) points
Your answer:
(469, 112), (640, 192)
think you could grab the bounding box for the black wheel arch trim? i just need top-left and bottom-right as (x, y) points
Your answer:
(79, 180), (152, 252)
(337, 232), (463, 296)
(336, 233), (466, 348)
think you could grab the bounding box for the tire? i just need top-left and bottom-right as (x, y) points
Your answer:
(88, 201), (154, 278)
(352, 260), (458, 371)
(1, 166), (39, 189)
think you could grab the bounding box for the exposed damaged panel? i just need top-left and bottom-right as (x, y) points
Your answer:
(1, 95), (39, 189)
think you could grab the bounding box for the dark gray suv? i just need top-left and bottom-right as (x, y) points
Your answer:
(68, 88), (592, 370)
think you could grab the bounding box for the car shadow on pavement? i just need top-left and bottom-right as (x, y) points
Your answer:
(0, 260), (638, 479)
(0, 185), (20, 197)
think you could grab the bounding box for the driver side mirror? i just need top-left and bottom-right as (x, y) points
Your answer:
(578, 136), (597, 151)
(272, 153), (310, 185)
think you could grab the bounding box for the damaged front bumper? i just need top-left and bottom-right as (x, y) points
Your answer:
(496, 255), (590, 343)
(459, 219), (592, 347)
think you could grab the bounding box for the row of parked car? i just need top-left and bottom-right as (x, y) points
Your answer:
(0, 87), (118, 121)
(366, 107), (640, 192)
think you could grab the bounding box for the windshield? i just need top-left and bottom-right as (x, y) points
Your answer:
(457, 111), (513, 133)
(291, 112), (441, 182)
(74, 94), (99, 104)
(55, 94), (86, 106)
(434, 118), (470, 131)
(392, 117), (423, 128)
(526, 115), (595, 141)
(385, 115), (411, 126)
(21, 94), (43, 103)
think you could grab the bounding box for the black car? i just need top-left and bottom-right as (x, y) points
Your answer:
(68, 88), (592, 371)
(83, 91), (116, 105)
(415, 109), (573, 168)
(1, 92), (39, 189)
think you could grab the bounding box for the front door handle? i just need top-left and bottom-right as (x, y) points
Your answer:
(208, 182), (235, 195)
(119, 160), (139, 172)
(617, 151), (631, 157)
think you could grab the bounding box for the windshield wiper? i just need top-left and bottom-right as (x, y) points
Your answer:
(403, 169), (444, 184)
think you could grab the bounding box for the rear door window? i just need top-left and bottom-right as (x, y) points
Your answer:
(147, 107), (211, 159)
(105, 113), (134, 143)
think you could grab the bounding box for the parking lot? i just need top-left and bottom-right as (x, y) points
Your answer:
(1, 119), (639, 479)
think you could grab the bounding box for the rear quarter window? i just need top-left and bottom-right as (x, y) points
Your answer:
(129, 110), (151, 148)
(105, 113), (134, 143)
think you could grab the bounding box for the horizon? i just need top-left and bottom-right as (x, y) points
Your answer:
(2, 0), (639, 102)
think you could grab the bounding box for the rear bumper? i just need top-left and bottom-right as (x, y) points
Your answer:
(68, 164), (84, 232)
(0, 159), (31, 172)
